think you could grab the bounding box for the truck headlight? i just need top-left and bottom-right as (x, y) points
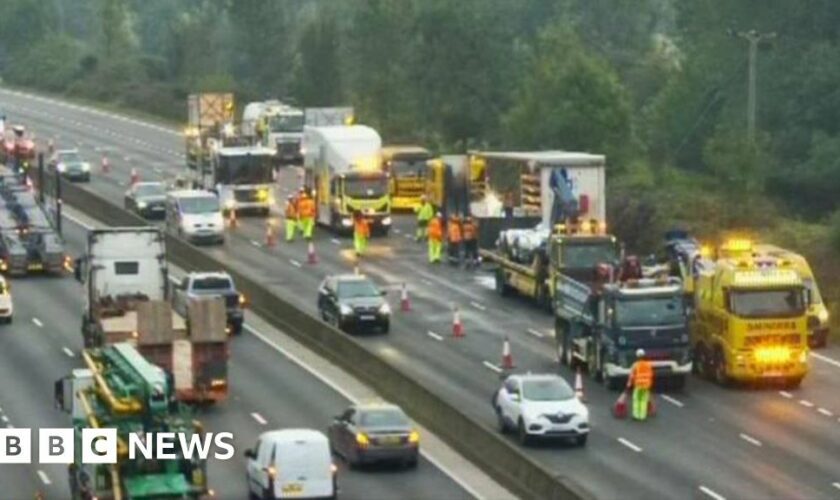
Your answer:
(341, 218), (353, 227)
(379, 302), (391, 315)
(137, 201), (147, 209)
(381, 217), (392, 226)
(339, 304), (353, 316)
(57, 163), (66, 173)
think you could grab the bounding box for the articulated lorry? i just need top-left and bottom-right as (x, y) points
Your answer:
(242, 100), (305, 165)
(303, 125), (391, 234)
(75, 227), (229, 403)
(54, 343), (209, 499)
(556, 274), (692, 389)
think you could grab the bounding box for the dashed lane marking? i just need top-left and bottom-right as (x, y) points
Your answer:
(470, 301), (486, 311)
(251, 413), (268, 425)
(482, 361), (502, 374)
(811, 352), (840, 369)
(427, 331), (444, 341)
(250, 240), (261, 247)
(832, 482), (840, 491)
(527, 328), (544, 338)
(331, 238), (341, 245)
(818, 408), (833, 417)
(37, 470), (51, 485)
(699, 485), (727, 500)
(799, 400), (815, 408)
(62, 347), (75, 358)
(660, 394), (684, 408)
(739, 433), (762, 447)
(617, 437), (642, 453)
(32, 318), (43, 328)
(289, 259), (302, 268)
(1, 416), (8, 423)
(779, 391), (793, 399)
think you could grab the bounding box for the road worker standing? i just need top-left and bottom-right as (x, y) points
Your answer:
(627, 348), (654, 421)
(284, 194), (298, 242)
(297, 189), (316, 240)
(427, 213), (444, 264)
(415, 195), (434, 242)
(447, 214), (463, 266)
(353, 211), (370, 258)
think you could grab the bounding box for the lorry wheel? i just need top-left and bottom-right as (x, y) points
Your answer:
(713, 348), (730, 386)
(495, 269), (510, 297)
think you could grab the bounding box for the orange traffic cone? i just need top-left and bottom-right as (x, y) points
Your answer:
(574, 368), (585, 402)
(501, 336), (514, 370)
(228, 206), (238, 229)
(307, 240), (318, 264)
(129, 167), (139, 185)
(452, 306), (464, 338)
(400, 283), (411, 312)
(265, 221), (276, 248)
(354, 263), (360, 275)
(101, 155), (110, 174)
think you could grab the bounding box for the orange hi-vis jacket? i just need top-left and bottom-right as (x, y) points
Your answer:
(298, 197), (316, 218)
(462, 221), (477, 241)
(428, 218), (443, 242)
(354, 217), (370, 238)
(285, 200), (298, 220)
(629, 360), (653, 389)
(448, 221), (463, 243)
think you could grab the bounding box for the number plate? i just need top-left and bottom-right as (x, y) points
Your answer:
(359, 315), (376, 321)
(28, 263), (43, 271)
(282, 483), (303, 494)
(380, 436), (401, 445)
(762, 372), (783, 377)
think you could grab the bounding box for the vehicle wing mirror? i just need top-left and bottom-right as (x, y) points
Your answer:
(244, 448), (256, 460)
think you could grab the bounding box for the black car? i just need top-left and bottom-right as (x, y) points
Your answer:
(328, 403), (419, 468)
(124, 181), (168, 219)
(318, 274), (390, 334)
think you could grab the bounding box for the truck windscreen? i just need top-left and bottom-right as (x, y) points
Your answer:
(615, 296), (685, 327)
(390, 159), (427, 178)
(562, 242), (618, 269)
(729, 289), (805, 318)
(180, 197), (219, 214)
(193, 277), (233, 291)
(269, 114), (304, 133)
(216, 155), (274, 184)
(344, 176), (388, 199)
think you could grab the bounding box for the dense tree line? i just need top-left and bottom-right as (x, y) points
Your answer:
(3, 0), (840, 226)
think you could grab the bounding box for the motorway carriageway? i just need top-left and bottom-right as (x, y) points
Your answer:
(4, 87), (840, 499)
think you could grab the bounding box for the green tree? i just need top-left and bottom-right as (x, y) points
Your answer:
(228, 0), (292, 97)
(504, 24), (633, 163)
(291, 12), (343, 106)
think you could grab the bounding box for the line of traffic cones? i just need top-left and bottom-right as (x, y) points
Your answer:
(129, 167), (139, 185)
(265, 221), (276, 248)
(501, 336), (514, 370)
(452, 306), (464, 338)
(101, 155), (110, 174)
(307, 240), (318, 264)
(400, 282), (411, 312)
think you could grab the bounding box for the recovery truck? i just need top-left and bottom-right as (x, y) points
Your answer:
(75, 227), (229, 404)
(691, 239), (810, 387)
(184, 93), (235, 174)
(381, 146), (431, 211)
(54, 343), (209, 499)
(303, 125), (391, 234)
(556, 273), (692, 389)
(242, 100), (305, 165)
(193, 145), (275, 216)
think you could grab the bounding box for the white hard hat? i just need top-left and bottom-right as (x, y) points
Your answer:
(636, 348), (645, 358)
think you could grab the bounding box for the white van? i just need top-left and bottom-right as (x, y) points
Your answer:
(165, 190), (225, 245)
(245, 429), (337, 499)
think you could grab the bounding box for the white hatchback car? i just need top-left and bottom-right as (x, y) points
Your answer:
(0, 276), (12, 323)
(493, 373), (589, 446)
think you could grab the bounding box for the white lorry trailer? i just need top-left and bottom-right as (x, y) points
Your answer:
(242, 100), (306, 165)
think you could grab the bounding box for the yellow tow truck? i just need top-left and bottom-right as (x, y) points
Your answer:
(691, 239), (810, 388)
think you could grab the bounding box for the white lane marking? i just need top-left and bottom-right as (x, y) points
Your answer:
(5, 423), (12, 428)
(470, 301), (486, 311)
(251, 412), (268, 425)
(482, 361), (502, 374)
(241, 324), (485, 500)
(818, 408), (833, 417)
(832, 482), (840, 491)
(404, 234), (413, 240)
(427, 331), (444, 341)
(660, 394), (684, 408)
(331, 238), (341, 245)
(779, 391), (793, 399)
(527, 328), (544, 338)
(1, 415), (8, 423)
(739, 433), (762, 447)
(394, 228), (401, 234)
(289, 259), (302, 268)
(37, 470), (51, 485)
(63, 347), (75, 358)
(617, 437), (642, 453)
(699, 485), (727, 500)
(799, 400), (815, 408)
(32, 318), (43, 328)
(421, 279), (433, 286)
(250, 240), (261, 247)
(811, 352), (840, 369)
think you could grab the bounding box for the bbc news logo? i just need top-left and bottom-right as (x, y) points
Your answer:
(0, 429), (234, 463)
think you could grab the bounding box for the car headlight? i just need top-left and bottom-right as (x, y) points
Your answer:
(341, 218), (353, 227)
(381, 216), (392, 226)
(818, 308), (829, 324)
(379, 302), (391, 315)
(57, 163), (66, 172)
(137, 201), (147, 209)
(81, 162), (90, 172)
(339, 304), (353, 316)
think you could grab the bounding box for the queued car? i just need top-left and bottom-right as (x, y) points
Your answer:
(328, 402), (419, 468)
(0, 276), (12, 323)
(492, 373), (589, 446)
(50, 149), (91, 182)
(124, 181), (168, 219)
(171, 272), (245, 335)
(317, 274), (390, 334)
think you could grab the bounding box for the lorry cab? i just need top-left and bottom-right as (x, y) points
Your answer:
(753, 244), (830, 348)
(548, 224), (620, 284)
(691, 241), (810, 388)
(209, 146), (275, 216)
(381, 146), (431, 211)
(166, 190), (224, 245)
(245, 429), (337, 500)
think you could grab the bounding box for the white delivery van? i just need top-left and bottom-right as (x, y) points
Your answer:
(166, 190), (225, 245)
(246, 429), (337, 499)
